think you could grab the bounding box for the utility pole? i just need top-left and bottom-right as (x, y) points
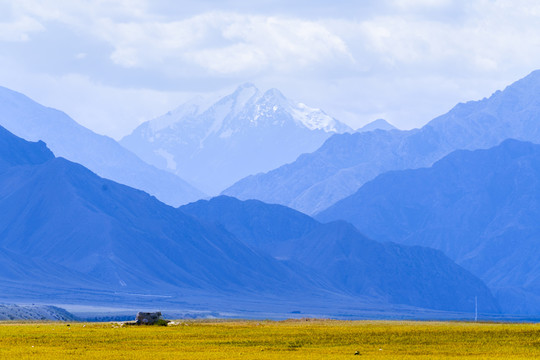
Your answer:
(475, 296), (478, 322)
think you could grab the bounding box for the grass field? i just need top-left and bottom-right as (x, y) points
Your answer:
(0, 319), (538, 359)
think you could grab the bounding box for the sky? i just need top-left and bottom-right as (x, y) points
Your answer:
(1, 0), (540, 139)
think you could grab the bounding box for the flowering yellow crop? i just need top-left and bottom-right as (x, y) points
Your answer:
(0, 319), (538, 359)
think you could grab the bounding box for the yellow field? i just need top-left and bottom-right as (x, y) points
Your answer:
(0, 319), (538, 359)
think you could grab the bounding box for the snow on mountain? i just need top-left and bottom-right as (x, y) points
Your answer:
(147, 95), (214, 134)
(223, 70), (540, 214)
(121, 83), (352, 194)
(0, 86), (204, 206)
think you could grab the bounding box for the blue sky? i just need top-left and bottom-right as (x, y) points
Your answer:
(1, 0), (539, 139)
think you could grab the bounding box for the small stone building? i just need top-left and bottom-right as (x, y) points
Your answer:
(135, 311), (163, 325)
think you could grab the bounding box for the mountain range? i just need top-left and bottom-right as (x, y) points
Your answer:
(0, 86), (204, 206)
(3, 69), (540, 318)
(121, 83), (352, 194)
(0, 124), (307, 295)
(0, 124), (497, 315)
(223, 70), (540, 214)
(182, 196), (497, 313)
(318, 139), (540, 314)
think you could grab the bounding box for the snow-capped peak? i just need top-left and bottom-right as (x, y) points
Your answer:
(143, 83), (351, 136)
(147, 95), (215, 133)
(230, 83), (262, 115)
(121, 82), (353, 194)
(262, 88), (287, 102)
(290, 102), (351, 133)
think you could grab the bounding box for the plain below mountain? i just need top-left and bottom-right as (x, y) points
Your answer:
(121, 83), (352, 194)
(224, 70), (540, 214)
(317, 139), (540, 315)
(0, 86), (204, 206)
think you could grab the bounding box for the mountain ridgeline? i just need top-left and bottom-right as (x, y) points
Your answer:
(182, 196), (498, 313)
(121, 83), (352, 194)
(0, 86), (204, 206)
(0, 124), (498, 315)
(317, 139), (540, 314)
(0, 124), (312, 298)
(224, 70), (540, 214)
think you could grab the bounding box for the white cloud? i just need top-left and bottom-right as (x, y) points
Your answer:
(95, 12), (353, 75)
(393, 0), (453, 9)
(336, 0), (540, 76)
(1, 0), (540, 136)
(0, 15), (44, 42)
(11, 0), (149, 23)
(4, 2), (354, 75)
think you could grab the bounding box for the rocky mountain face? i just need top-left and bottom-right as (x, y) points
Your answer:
(121, 83), (352, 194)
(182, 196), (498, 313)
(223, 70), (540, 214)
(0, 125), (311, 299)
(0, 86), (204, 206)
(317, 139), (540, 314)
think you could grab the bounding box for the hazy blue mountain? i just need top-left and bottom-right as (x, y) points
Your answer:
(224, 70), (540, 214)
(181, 196), (319, 258)
(357, 118), (397, 132)
(0, 245), (105, 295)
(0, 305), (77, 321)
(0, 125), (313, 298)
(317, 139), (540, 314)
(182, 196), (498, 313)
(121, 83), (352, 194)
(0, 124), (498, 315)
(0, 86), (204, 206)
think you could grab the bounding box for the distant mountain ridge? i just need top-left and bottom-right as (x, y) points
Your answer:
(121, 83), (352, 194)
(182, 196), (498, 313)
(223, 70), (540, 214)
(0, 86), (204, 206)
(317, 139), (540, 314)
(357, 119), (396, 132)
(0, 305), (76, 321)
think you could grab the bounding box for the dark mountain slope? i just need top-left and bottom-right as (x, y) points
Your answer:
(182, 196), (498, 313)
(182, 196), (318, 257)
(0, 125), (53, 169)
(0, 126), (309, 297)
(318, 139), (540, 314)
(293, 221), (494, 312)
